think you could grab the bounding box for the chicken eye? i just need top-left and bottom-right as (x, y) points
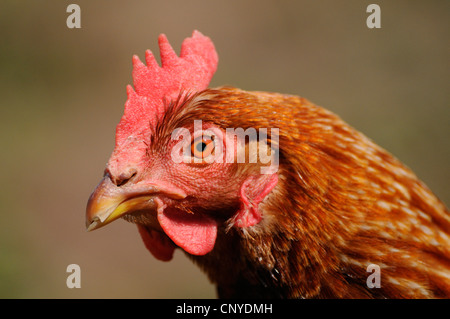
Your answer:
(191, 135), (215, 160)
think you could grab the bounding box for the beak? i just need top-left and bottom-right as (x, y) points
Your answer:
(85, 175), (159, 232)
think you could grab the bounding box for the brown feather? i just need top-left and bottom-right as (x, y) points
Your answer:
(163, 86), (450, 298)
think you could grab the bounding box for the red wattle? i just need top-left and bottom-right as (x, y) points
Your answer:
(137, 225), (175, 261)
(157, 207), (217, 256)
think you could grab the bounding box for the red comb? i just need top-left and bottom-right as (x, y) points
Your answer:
(117, 30), (218, 142)
(108, 31), (218, 175)
(132, 30), (218, 103)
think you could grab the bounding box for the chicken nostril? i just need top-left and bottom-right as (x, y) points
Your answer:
(117, 172), (137, 187)
(107, 168), (137, 187)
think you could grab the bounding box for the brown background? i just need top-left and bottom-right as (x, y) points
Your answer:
(0, 0), (448, 298)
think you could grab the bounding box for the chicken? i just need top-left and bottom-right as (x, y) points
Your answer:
(86, 30), (450, 298)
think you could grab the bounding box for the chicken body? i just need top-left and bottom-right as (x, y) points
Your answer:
(165, 87), (450, 298)
(86, 32), (450, 298)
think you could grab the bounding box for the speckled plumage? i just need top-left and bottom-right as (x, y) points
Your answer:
(86, 32), (450, 299)
(166, 87), (450, 298)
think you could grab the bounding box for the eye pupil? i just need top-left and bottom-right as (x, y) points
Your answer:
(197, 142), (207, 152)
(191, 135), (215, 161)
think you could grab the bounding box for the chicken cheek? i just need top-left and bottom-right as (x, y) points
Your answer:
(234, 173), (278, 228)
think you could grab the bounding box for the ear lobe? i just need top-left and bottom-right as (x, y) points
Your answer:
(234, 173), (278, 228)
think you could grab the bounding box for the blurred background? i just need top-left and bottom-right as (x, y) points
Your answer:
(0, 0), (448, 298)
